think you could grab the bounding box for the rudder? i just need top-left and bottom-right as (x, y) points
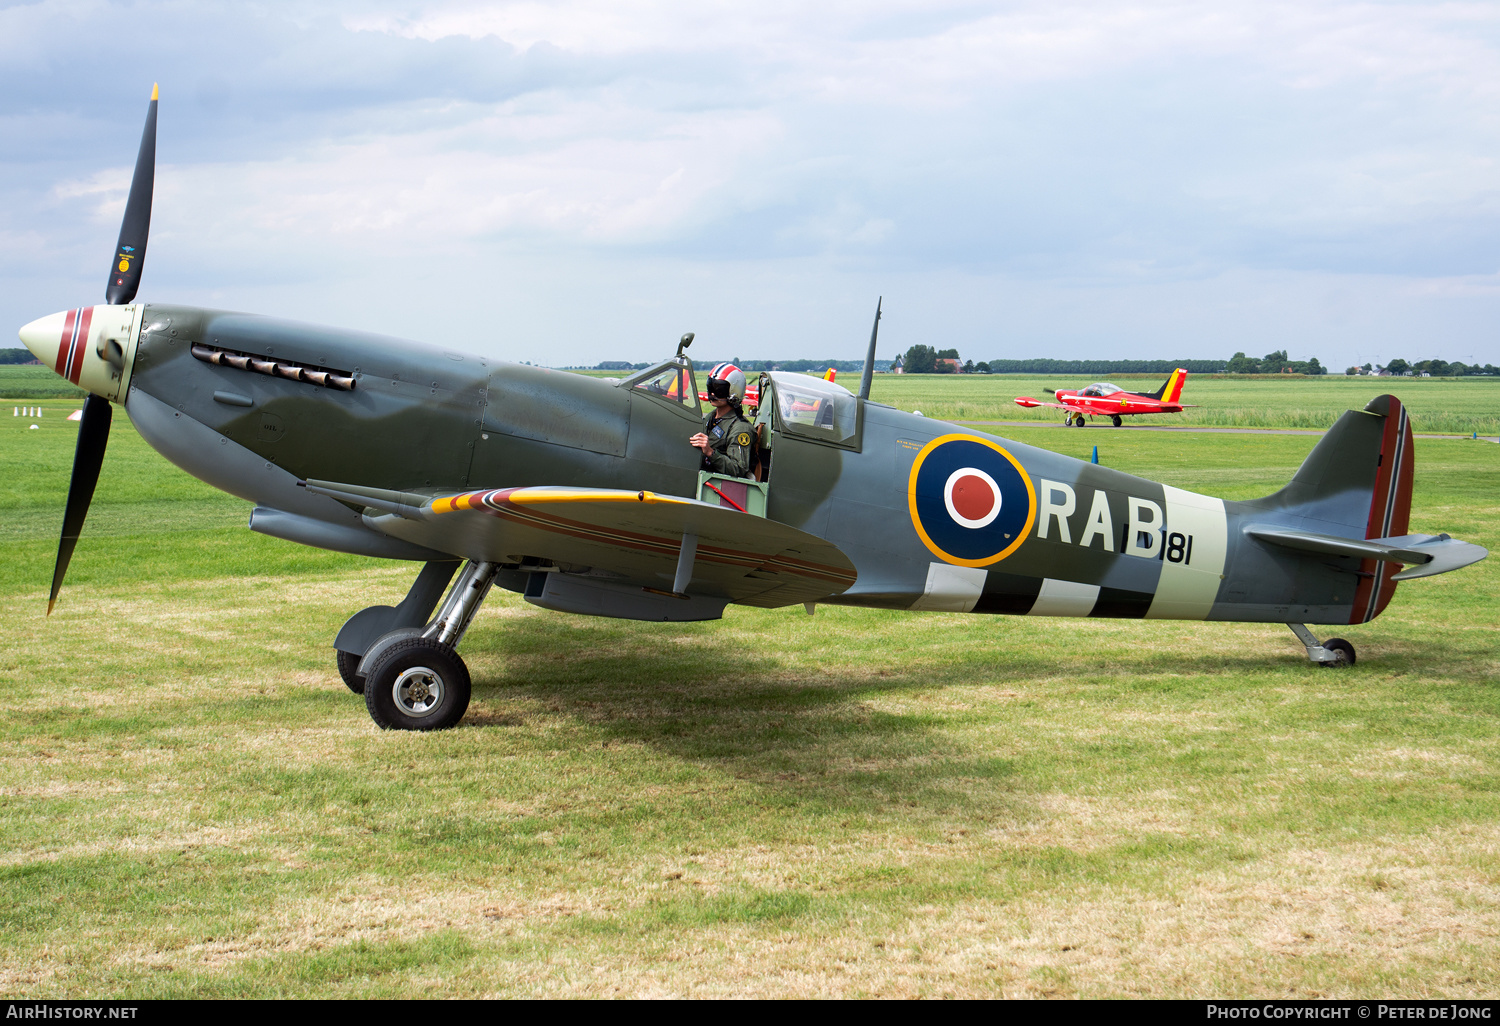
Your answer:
(1352, 395), (1414, 622)
(1145, 368), (1187, 403)
(1253, 394), (1414, 623)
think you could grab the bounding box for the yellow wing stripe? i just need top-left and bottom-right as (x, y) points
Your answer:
(429, 487), (691, 514)
(518, 489), (667, 505)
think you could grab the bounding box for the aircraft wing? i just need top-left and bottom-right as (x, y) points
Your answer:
(303, 480), (857, 608)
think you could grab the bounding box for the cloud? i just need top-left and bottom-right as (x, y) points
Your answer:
(2, 0), (1498, 366)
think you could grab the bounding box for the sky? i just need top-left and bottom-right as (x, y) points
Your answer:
(2, 0), (1498, 370)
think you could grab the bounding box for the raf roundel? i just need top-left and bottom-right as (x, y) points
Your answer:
(908, 434), (1036, 566)
(944, 467), (1002, 528)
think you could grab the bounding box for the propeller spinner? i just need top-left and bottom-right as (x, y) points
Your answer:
(17, 85), (158, 613)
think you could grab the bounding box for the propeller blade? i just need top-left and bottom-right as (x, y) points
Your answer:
(48, 394), (113, 615)
(105, 84), (158, 305)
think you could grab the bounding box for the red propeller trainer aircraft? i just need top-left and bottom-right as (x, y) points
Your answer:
(1014, 369), (1194, 427)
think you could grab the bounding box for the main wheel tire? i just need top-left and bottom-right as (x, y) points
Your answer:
(363, 638), (471, 730)
(336, 649), (366, 694)
(1322, 638), (1356, 668)
(1111, 415), (1122, 427)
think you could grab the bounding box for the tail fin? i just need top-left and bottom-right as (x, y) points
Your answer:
(1144, 368), (1187, 403)
(1256, 394), (1414, 622)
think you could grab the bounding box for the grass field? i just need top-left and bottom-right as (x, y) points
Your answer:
(866, 373), (1500, 437)
(1, 393), (1497, 998)
(0, 366), (86, 400)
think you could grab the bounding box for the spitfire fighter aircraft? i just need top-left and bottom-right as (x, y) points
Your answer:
(20, 91), (1490, 731)
(1014, 369), (1195, 427)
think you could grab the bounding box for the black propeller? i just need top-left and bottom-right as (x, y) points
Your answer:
(49, 395), (113, 615)
(106, 84), (157, 306)
(49, 85), (156, 614)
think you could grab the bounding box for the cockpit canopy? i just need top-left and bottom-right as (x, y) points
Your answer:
(765, 372), (859, 447)
(1078, 382), (1120, 397)
(622, 360), (700, 413)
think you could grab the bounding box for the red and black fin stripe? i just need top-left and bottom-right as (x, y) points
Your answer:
(1350, 395), (1414, 624)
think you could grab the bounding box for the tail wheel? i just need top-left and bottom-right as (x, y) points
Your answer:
(1321, 638), (1356, 668)
(336, 649), (366, 694)
(363, 638), (471, 730)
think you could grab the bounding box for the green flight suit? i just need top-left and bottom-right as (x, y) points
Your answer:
(701, 408), (755, 479)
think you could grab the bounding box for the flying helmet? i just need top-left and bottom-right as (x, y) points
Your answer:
(706, 362), (746, 403)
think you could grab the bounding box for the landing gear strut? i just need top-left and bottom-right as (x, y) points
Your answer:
(333, 559), (498, 729)
(358, 559), (498, 730)
(333, 559), (461, 693)
(1288, 623), (1356, 667)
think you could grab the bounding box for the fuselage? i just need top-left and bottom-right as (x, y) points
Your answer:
(20, 304), (1400, 627)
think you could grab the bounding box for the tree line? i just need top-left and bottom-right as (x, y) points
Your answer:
(904, 345), (1238, 375)
(1347, 359), (1499, 377)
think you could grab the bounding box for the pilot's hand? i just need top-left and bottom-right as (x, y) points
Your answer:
(689, 432), (712, 455)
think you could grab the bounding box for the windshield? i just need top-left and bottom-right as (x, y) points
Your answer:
(1079, 382), (1119, 397)
(770, 372), (859, 447)
(623, 361), (699, 413)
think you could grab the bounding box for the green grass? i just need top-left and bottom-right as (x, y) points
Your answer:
(0, 366), (87, 399)
(0, 395), (1497, 997)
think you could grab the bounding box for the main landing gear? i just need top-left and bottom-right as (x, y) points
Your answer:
(1288, 623), (1356, 668)
(1067, 412), (1087, 427)
(333, 559), (499, 730)
(1111, 414), (1123, 428)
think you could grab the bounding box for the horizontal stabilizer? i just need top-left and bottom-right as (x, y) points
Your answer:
(1245, 525), (1488, 580)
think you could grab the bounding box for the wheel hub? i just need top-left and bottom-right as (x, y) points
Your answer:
(392, 665), (444, 716)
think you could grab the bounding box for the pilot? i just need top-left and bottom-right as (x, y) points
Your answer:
(689, 363), (755, 479)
